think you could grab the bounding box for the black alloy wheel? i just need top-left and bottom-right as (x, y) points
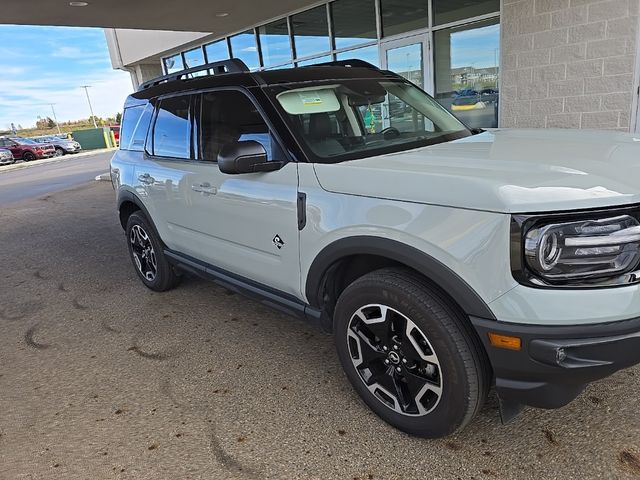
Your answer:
(334, 268), (490, 438)
(125, 212), (180, 292)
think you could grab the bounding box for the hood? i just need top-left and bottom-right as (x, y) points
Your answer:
(312, 129), (640, 213)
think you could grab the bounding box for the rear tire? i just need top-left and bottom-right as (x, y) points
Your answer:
(22, 152), (36, 162)
(334, 267), (490, 438)
(125, 212), (180, 292)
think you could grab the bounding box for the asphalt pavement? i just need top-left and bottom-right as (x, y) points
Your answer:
(0, 151), (113, 205)
(1, 181), (640, 479)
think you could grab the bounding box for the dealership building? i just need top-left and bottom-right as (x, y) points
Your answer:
(104, 0), (640, 133)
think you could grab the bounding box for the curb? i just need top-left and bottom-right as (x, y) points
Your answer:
(0, 148), (117, 174)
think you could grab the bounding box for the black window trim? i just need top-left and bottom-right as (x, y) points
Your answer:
(143, 87), (293, 166)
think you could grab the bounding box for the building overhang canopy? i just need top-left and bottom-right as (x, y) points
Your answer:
(1, 0), (321, 33)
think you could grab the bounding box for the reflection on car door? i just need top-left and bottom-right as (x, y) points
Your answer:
(133, 95), (194, 251)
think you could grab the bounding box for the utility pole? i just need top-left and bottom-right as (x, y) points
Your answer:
(81, 85), (98, 128)
(49, 104), (62, 134)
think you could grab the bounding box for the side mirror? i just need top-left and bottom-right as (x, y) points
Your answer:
(218, 140), (282, 174)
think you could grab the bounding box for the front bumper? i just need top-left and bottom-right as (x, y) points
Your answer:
(471, 316), (640, 410)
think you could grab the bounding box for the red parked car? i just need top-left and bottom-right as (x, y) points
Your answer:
(109, 125), (120, 145)
(0, 137), (55, 161)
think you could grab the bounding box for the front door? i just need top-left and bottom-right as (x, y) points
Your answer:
(176, 90), (300, 297)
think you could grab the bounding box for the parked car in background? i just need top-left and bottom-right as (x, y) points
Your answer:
(479, 88), (499, 105)
(31, 136), (82, 156)
(109, 125), (120, 145)
(0, 137), (55, 161)
(0, 148), (15, 165)
(451, 89), (486, 111)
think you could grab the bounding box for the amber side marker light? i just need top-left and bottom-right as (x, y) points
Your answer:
(488, 333), (522, 351)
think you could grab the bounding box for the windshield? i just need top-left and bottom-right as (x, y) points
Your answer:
(269, 78), (471, 163)
(15, 138), (37, 145)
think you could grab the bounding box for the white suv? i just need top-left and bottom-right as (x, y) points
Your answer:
(111, 59), (640, 438)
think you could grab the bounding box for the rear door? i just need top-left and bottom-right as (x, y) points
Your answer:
(132, 94), (195, 249)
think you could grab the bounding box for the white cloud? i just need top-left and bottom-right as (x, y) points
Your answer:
(0, 69), (133, 128)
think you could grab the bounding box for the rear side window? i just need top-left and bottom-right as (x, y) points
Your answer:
(120, 103), (152, 151)
(152, 96), (191, 159)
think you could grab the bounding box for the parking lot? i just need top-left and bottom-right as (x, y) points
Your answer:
(1, 179), (640, 479)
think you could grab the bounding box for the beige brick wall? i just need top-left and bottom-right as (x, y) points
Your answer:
(500, 0), (640, 130)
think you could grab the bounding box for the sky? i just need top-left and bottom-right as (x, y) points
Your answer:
(450, 23), (500, 69)
(0, 25), (133, 129)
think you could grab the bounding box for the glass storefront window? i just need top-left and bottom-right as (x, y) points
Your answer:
(336, 44), (379, 67)
(296, 55), (332, 67)
(258, 19), (292, 67)
(163, 54), (183, 74)
(229, 30), (260, 70)
(434, 19), (500, 129)
(291, 6), (331, 59)
(264, 63), (294, 70)
(433, 0), (499, 26)
(385, 42), (424, 88)
(380, 0), (428, 38)
(204, 40), (229, 63)
(331, 0), (377, 50)
(183, 47), (205, 69)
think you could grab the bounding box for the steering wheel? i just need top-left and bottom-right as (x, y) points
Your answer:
(381, 126), (401, 139)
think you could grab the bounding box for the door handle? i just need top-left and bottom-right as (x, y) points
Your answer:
(137, 173), (155, 185)
(191, 182), (217, 195)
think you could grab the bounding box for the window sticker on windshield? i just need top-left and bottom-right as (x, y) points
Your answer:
(277, 86), (340, 115)
(302, 95), (323, 106)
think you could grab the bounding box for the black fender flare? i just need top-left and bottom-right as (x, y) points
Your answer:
(305, 236), (496, 320)
(116, 190), (163, 241)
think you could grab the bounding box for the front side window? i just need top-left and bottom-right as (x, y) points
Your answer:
(198, 90), (282, 162)
(271, 79), (470, 164)
(152, 96), (191, 159)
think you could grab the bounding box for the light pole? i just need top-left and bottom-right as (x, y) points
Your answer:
(81, 85), (98, 128)
(49, 104), (62, 134)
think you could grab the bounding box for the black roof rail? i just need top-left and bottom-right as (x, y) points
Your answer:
(311, 59), (380, 69)
(138, 58), (250, 91)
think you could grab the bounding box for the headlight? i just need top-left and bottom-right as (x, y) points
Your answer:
(512, 209), (640, 287)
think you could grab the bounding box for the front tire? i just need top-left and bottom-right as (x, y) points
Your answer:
(22, 151), (36, 162)
(334, 268), (490, 438)
(54, 148), (65, 157)
(125, 212), (180, 292)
